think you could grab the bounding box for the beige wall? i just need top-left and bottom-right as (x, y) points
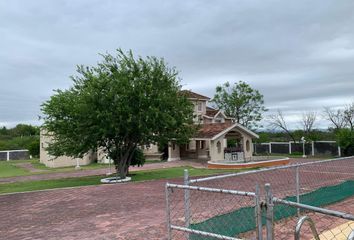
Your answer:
(191, 99), (207, 123)
(142, 143), (159, 154)
(40, 130), (96, 168)
(167, 142), (180, 161)
(192, 100), (207, 115)
(189, 140), (197, 150)
(242, 134), (254, 159)
(209, 137), (225, 161)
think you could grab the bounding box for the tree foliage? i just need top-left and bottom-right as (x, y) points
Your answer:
(41, 49), (195, 178)
(0, 124), (40, 157)
(336, 128), (354, 156)
(212, 81), (267, 129)
(343, 102), (354, 131)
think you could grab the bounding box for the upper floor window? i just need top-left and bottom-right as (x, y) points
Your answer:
(198, 102), (202, 112)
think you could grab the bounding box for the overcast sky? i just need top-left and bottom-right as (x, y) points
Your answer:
(1, 0), (353, 129)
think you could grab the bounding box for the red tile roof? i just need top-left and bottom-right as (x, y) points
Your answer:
(180, 90), (210, 100)
(206, 106), (216, 111)
(194, 122), (233, 139)
(205, 109), (219, 117)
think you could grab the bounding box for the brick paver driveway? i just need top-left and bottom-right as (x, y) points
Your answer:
(0, 179), (178, 240)
(0, 158), (346, 240)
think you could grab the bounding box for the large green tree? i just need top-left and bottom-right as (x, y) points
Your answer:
(212, 81), (267, 129)
(41, 49), (195, 179)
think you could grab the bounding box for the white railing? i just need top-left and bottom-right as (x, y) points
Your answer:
(0, 149), (29, 161)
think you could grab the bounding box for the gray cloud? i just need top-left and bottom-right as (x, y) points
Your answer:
(1, 0), (354, 129)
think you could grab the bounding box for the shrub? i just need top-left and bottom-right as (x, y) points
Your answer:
(28, 138), (40, 157)
(337, 129), (354, 156)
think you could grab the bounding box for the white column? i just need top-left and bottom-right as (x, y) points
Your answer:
(311, 141), (315, 156)
(289, 142), (292, 154)
(6, 151), (10, 161)
(75, 158), (81, 170)
(338, 146), (341, 157)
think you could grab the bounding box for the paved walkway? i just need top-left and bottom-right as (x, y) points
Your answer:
(0, 157), (351, 240)
(14, 162), (48, 173)
(0, 160), (207, 184)
(0, 178), (175, 240)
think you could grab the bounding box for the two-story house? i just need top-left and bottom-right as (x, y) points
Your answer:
(40, 90), (258, 168)
(165, 90), (258, 162)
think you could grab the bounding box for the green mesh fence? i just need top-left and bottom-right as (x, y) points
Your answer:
(190, 180), (354, 239)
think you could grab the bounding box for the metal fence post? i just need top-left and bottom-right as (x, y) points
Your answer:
(6, 151), (10, 161)
(289, 142), (292, 154)
(255, 184), (263, 240)
(265, 183), (274, 240)
(311, 141), (315, 156)
(269, 143), (272, 154)
(184, 169), (191, 239)
(165, 184), (172, 240)
(295, 166), (300, 216)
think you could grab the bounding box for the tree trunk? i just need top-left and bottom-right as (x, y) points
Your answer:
(115, 144), (135, 179)
(117, 158), (127, 179)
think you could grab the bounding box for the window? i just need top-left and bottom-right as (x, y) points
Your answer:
(217, 141), (221, 153)
(198, 102), (202, 112)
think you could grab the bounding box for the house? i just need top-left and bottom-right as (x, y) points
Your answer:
(40, 90), (258, 167)
(40, 130), (97, 168)
(167, 90), (258, 162)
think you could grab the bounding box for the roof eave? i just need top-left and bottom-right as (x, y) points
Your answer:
(211, 123), (259, 140)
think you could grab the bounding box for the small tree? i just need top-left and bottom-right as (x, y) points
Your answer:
(323, 106), (346, 131)
(337, 128), (354, 156)
(268, 110), (297, 143)
(41, 49), (195, 179)
(343, 102), (354, 131)
(300, 111), (317, 136)
(212, 81), (267, 129)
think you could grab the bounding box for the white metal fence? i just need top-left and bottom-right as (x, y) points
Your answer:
(254, 141), (340, 156)
(0, 149), (29, 161)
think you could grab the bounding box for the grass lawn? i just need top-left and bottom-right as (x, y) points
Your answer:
(0, 159), (162, 178)
(0, 161), (30, 178)
(0, 166), (243, 194)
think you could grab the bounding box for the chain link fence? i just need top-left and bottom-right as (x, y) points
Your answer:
(166, 183), (259, 239)
(166, 157), (354, 239)
(271, 196), (354, 240)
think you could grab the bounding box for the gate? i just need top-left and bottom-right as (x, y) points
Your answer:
(165, 157), (354, 239)
(166, 182), (354, 240)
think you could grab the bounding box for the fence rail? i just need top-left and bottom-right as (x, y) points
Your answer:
(0, 149), (29, 161)
(254, 141), (340, 156)
(189, 156), (353, 184)
(166, 180), (260, 239)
